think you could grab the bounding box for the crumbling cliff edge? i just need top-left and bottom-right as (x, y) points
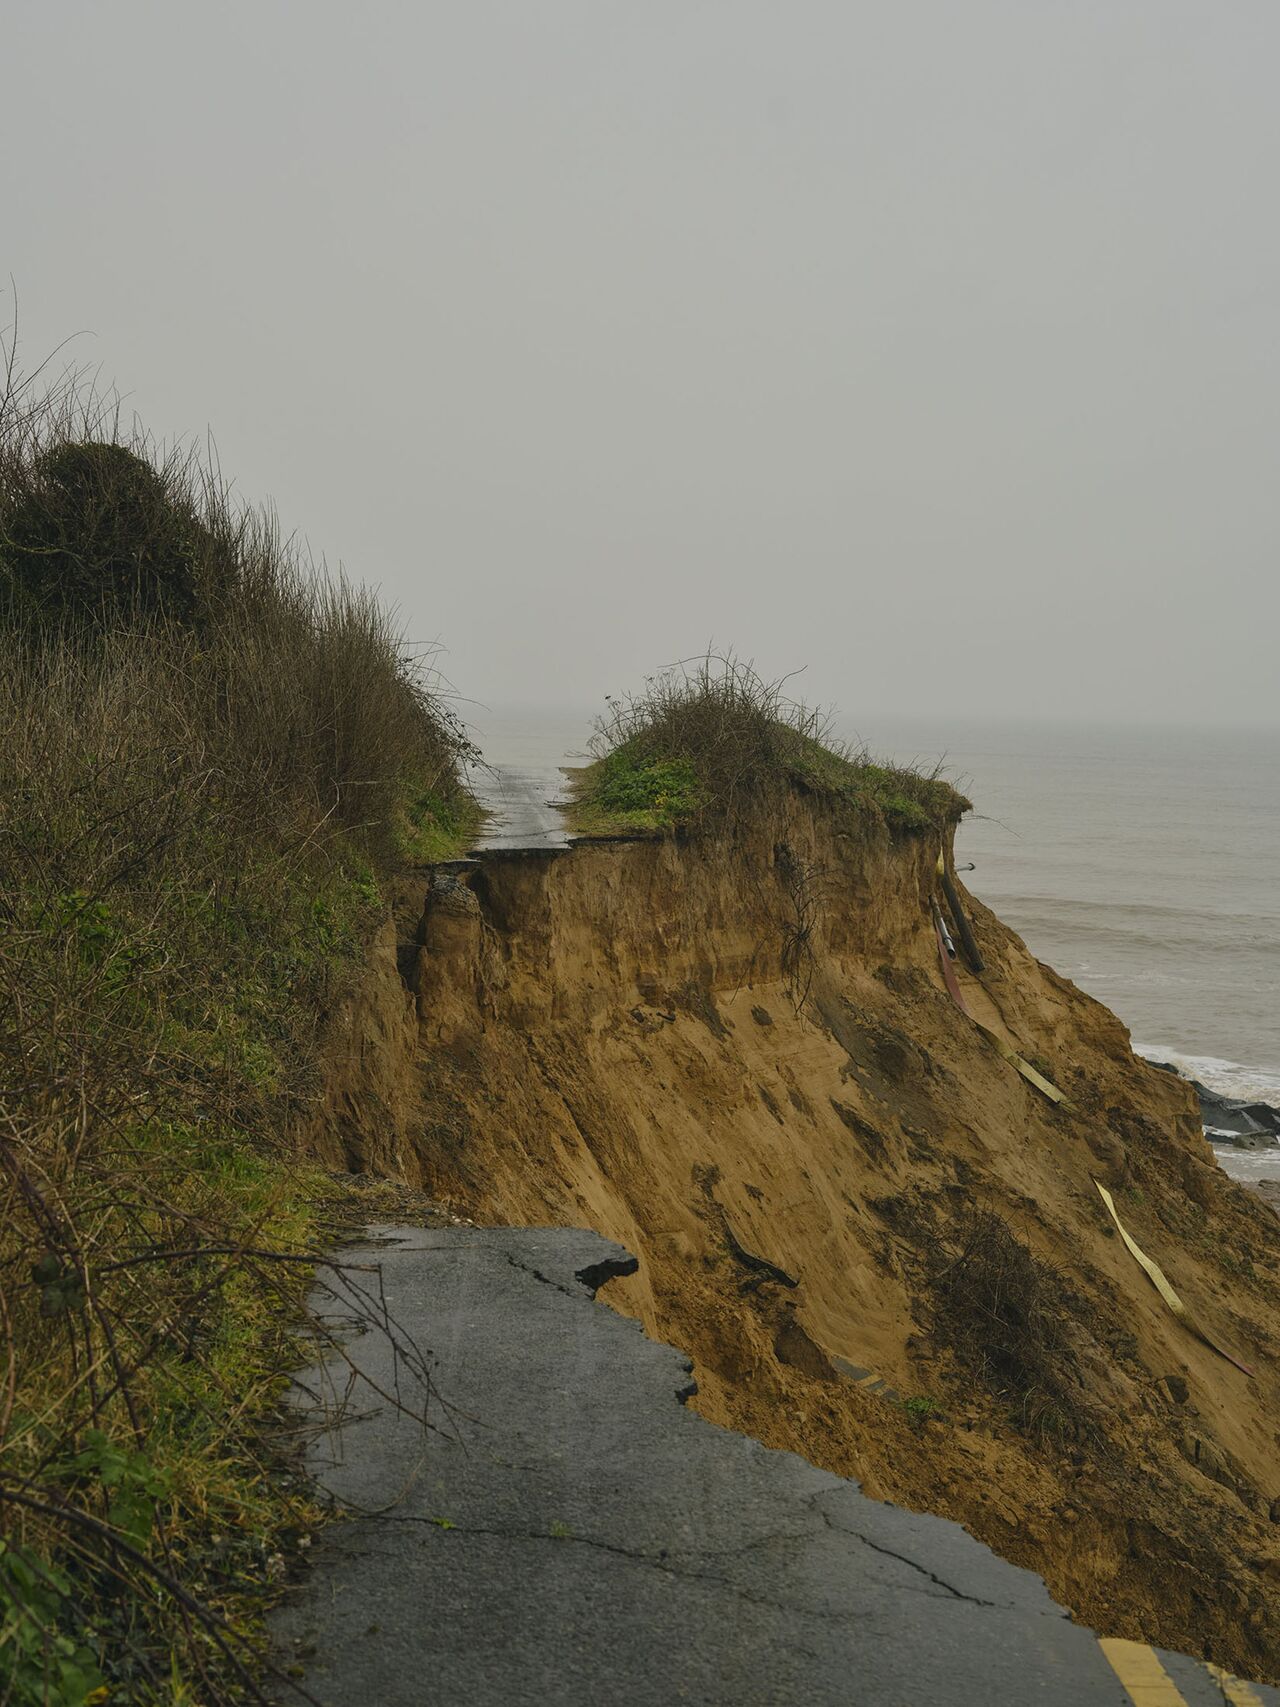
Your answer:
(306, 797), (1280, 1680)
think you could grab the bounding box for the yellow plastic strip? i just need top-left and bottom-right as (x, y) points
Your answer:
(1095, 1182), (1187, 1318)
(1011, 1052), (1068, 1103)
(1207, 1663), (1266, 1706)
(1095, 1180), (1254, 1377)
(971, 1018), (1070, 1106)
(1097, 1638), (1190, 1705)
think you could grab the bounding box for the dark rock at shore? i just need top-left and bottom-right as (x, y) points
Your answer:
(1146, 1060), (1280, 1147)
(1238, 1101), (1280, 1135)
(1186, 1078), (1263, 1134)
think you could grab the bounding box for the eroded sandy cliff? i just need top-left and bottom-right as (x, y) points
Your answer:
(309, 799), (1280, 1679)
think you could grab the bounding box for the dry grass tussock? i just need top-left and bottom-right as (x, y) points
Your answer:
(0, 336), (474, 1704)
(573, 651), (968, 837)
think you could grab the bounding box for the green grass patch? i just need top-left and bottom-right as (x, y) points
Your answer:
(567, 752), (704, 837)
(900, 1394), (947, 1429)
(397, 785), (482, 863)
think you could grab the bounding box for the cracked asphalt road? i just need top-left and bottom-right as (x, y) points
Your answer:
(270, 1226), (1277, 1705)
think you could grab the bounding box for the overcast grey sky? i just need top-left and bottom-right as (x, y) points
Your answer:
(5, 2), (1277, 725)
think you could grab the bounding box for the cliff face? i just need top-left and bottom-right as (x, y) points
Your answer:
(319, 800), (1280, 1678)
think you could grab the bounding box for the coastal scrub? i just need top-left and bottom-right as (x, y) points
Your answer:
(0, 352), (476, 1703)
(568, 652), (968, 837)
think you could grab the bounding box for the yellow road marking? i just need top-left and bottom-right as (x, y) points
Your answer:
(1208, 1663), (1266, 1706)
(1098, 1638), (1190, 1705)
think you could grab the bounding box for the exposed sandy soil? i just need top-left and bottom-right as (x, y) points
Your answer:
(306, 799), (1280, 1681)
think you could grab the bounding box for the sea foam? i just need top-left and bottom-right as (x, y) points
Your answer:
(1135, 1045), (1280, 1110)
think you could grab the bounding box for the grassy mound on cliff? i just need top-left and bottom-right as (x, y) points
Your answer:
(0, 356), (476, 1703)
(568, 653), (968, 838)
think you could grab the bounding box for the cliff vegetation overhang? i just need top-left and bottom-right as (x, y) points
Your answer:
(566, 652), (970, 840)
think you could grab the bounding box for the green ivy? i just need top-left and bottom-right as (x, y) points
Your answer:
(0, 1542), (107, 1707)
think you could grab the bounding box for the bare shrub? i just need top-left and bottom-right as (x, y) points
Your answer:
(932, 1210), (1085, 1440)
(1, 439), (207, 626)
(774, 842), (832, 1011)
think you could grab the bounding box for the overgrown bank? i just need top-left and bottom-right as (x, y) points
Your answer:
(0, 356), (476, 1703)
(567, 653), (967, 838)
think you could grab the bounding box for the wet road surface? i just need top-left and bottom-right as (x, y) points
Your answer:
(470, 763), (574, 852)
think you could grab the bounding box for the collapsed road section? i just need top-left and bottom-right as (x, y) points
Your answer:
(469, 761), (574, 852)
(269, 1226), (1273, 1707)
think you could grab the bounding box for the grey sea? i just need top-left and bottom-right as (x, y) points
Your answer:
(469, 709), (1280, 1181)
